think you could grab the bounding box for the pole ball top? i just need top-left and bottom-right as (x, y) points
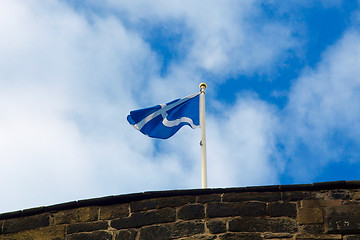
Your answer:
(199, 82), (207, 89)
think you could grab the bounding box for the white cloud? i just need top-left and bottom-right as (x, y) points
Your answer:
(148, 93), (282, 189)
(0, 0), (161, 212)
(0, 0), (295, 213)
(283, 29), (360, 181)
(96, 0), (297, 78)
(206, 95), (281, 187)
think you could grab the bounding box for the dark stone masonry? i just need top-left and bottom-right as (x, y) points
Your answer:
(2, 181), (360, 239)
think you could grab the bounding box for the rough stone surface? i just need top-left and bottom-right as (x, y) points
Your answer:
(0, 226), (65, 240)
(295, 234), (342, 239)
(298, 208), (323, 224)
(2, 214), (50, 234)
(139, 221), (204, 240)
(326, 216), (360, 234)
(301, 200), (342, 208)
(196, 194), (221, 203)
(111, 207), (175, 229)
(268, 202), (297, 217)
(52, 207), (98, 225)
(1, 182), (360, 239)
(325, 206), (360, 233)
(177, 204), (204, 220)
(100, 204), (129, 220)
(130, 196), (195, 212)
(218, 233), (262, 240)
(229, 217), (298, 233)
(328, 190), (351, 200)
(353, 191), (360, 200)
(67, 221), (108, 234)
(178, 236), (216, 240)
(263, 232), (293, 238)
(299, 224), (325, 234)
(115, 229), (137, 240)
(344, 235), (360, 240)
(67, 231), (112, 240)
(282, 191), (317, 201)
(206, 219), (227, 234)
(206, 201), (266, 218)
(223, 192), (281, 202)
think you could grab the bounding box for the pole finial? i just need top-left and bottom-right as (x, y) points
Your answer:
(199, 82), (207, 89)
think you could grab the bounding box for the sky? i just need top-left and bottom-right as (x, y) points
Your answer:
(1, 0), (360, 213)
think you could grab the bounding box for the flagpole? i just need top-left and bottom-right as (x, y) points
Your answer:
(199, 82), (207, 189)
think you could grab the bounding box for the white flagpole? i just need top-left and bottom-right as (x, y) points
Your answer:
(199, 83), (207, 189)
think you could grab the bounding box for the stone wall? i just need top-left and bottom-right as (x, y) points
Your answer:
(1, 181), (360, 239)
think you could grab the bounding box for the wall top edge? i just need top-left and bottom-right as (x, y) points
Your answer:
(1, 180), (360, 220)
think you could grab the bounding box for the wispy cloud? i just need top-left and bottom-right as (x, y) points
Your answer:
(206, 94), (281, 187)
(282, 29), (360, 181)
(1, 0), (357, 213)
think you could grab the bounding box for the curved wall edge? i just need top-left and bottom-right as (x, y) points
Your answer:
(1, 180), (360, 240)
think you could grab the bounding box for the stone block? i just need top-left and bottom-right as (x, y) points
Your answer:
(177, 204), (204, 220)
(178, 236), (216, 240)
(264, 238), (291, 239)
(218, 233), (262, 240)
(206, 219), (226, 234)
(268, 202), (297, 217)
(298, 208), (323, 224)
(325, 206), (360, 233)
(229, 217), (297, 233)
(196, 194), (221, 203)
(223, 192), (281, 202)
(139, 220), (204, 240)
(328, 190), (351, 200)
(2, 214), (50, 234)
(301, 200), (342, 208)
(345, 235), (360, 240)
(130, 196), (195, 212)
(67, 221), (108, 234)
(67, 230), (112, 240)
(282, 191), (317, 201)
(299, 224), (325, 234)
(111, 207), (175, 229)
(52, 207), (99, 225)
(326, 216), (360, 234)
(263, 233), (293, 238)
(295, 234), (342, 239)
(352, 191), (360, 200)
(206, 201), (266, 218)
(100, 204), (129, 220)
(0, 226), (65, 240)
(115, 229), (137, 240)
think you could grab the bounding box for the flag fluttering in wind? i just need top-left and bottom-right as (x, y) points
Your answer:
(127, 93), (200, 139)
(127, 83), (207, 189)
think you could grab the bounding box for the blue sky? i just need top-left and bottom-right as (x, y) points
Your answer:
(1, 0), (360, 213)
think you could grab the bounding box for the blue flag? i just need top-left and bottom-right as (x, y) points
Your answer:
(127, 93), (200, 139)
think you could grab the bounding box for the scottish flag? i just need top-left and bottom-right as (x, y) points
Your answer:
(127, 93), (200, 139)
